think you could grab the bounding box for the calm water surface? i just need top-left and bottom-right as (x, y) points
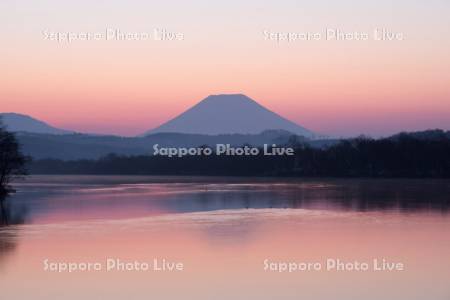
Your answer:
(0, 176), (449, 299)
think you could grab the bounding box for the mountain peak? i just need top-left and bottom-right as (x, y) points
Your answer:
(204, 93), (252, 100)
(144, 94), (315, 137)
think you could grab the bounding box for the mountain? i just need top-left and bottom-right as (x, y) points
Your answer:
(143, 94), (315, 137)
(0, 113), (73, 135)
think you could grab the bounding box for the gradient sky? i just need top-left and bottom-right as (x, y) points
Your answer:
(1, 0), (449, 137)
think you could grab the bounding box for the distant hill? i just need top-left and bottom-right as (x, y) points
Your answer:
(143, 94), (315, 137)
(15, 130), (320, 160)
(389, 129), (450, 141)
(29, 130), (450, 178)
(0, 113), (73, 135)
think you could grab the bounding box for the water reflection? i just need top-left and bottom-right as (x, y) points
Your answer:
(0, 194), (28, 269)
(6, 177), (449, 225)
(1, 194), (29, 226)
(0, 177), (450, 299)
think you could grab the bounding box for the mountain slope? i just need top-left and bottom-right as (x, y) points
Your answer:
(0, 113), (73, 135)
(143, 94), (315, 137)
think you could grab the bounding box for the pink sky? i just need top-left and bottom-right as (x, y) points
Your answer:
(1, 0), (449, 137)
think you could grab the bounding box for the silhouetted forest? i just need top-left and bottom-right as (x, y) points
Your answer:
(28, 130), (450, 177)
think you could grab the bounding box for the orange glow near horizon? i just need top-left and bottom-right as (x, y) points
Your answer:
(1, 1), (450, 136)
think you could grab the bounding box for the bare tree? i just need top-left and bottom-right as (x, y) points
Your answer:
(0, 120), (28, 196)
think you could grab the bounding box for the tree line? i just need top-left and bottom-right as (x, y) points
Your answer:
(30, 131), (450, 177)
